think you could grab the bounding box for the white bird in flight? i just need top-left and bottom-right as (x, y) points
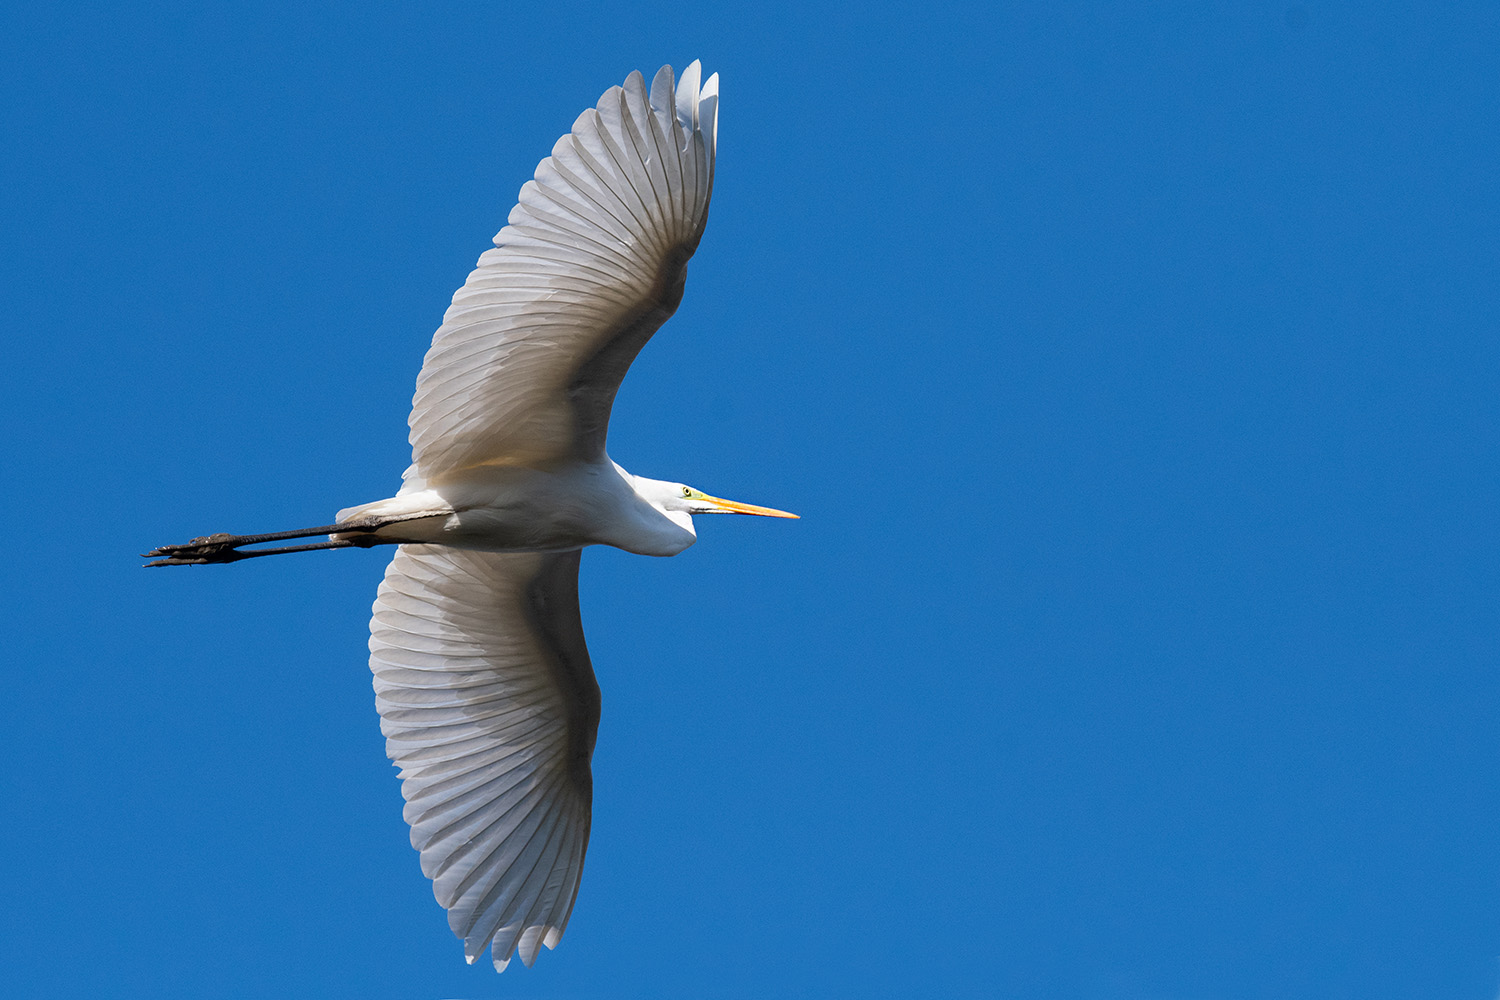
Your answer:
(146, 62), (795, 972)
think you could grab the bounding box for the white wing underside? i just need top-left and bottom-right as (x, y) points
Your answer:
(371, 545), (601, 971)
(403, 62), (719, 491)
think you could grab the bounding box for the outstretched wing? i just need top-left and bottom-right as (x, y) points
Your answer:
(369, 545), (601, 971)
(407, 62), (719, 486)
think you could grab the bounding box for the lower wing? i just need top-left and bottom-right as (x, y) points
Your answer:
(369, 545), (601, 970)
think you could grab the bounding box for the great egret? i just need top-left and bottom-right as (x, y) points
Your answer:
(145, 62), (795, 972)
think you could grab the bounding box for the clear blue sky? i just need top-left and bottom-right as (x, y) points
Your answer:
(4, 3), (1498, 998)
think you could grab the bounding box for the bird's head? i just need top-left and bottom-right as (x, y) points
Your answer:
(633, 476), (799, 521)
(669, 483), (800, 519)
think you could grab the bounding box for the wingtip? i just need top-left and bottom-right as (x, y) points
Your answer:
(650, 64), (675, 112)
(676, 60), (702, 126)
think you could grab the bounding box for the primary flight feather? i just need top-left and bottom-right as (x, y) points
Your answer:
(146, 61), (796, 972)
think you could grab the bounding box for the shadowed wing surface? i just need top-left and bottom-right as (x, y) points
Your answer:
(371, 546), (601, 970)
(406, 62), (719, 486)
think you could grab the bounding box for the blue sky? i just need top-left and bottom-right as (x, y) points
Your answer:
(4, 3), (1498, 997)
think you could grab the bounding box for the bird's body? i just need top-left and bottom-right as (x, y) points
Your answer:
(146, 62), (794, 972)
(335, 460), (701, 557)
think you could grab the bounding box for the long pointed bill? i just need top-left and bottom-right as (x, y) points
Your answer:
(701, 494), (800, 518)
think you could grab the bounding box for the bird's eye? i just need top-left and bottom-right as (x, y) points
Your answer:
(682, 487), (692, 497)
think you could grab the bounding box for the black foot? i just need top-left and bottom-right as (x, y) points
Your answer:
(143, 534), (255, 566)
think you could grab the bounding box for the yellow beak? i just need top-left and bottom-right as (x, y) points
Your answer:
(701, 494), (800, 518)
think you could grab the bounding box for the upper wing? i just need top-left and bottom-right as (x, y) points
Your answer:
(369, 545), (601, 971)
(407, 62), (719, 485)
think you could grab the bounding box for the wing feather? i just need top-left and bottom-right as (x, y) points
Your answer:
(407, 63), (718, 478)
(370, 545), (600, 970)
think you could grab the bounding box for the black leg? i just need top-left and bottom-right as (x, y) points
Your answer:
(142, 521), (384, 567)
